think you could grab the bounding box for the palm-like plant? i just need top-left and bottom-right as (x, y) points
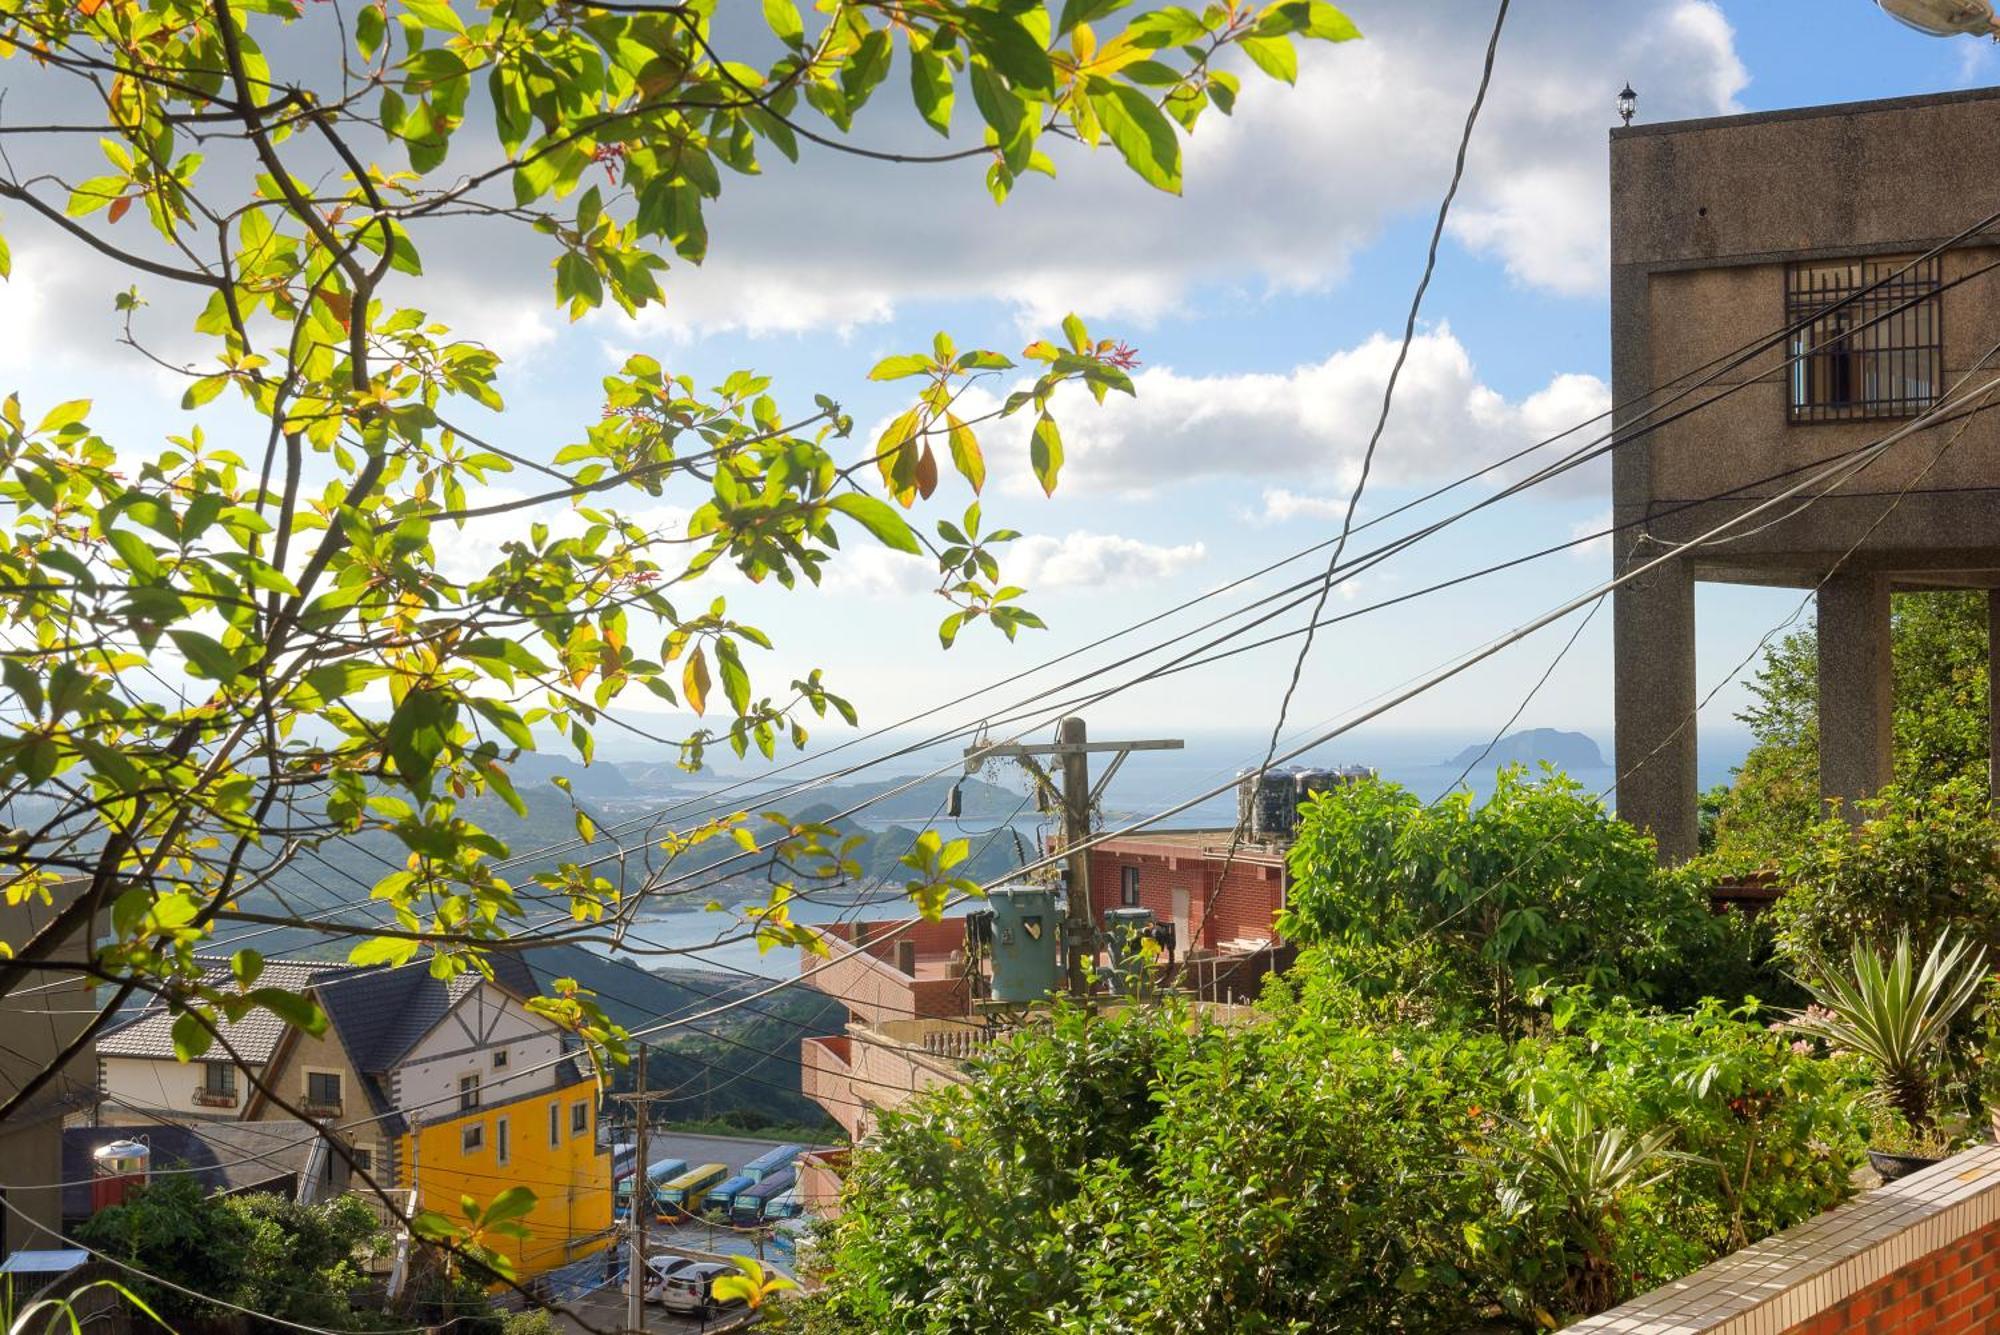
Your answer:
(1791, 930), (1989, 1129)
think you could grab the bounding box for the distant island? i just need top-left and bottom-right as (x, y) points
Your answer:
(1446, 728), (1605, 771)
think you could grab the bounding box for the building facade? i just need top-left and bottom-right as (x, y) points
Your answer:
(97, 954), (610, 1281)
(0, 885), (98, 1257)
(1610, 88), (2000, 861)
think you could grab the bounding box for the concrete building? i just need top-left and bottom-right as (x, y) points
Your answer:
(1610, 87), (2000, 861)
(0, 886), (98, 1257)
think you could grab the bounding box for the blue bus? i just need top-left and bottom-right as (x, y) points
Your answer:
(737, 1144), (802, 1184)
(701, 1172), (757, 1220)
(729, 1166), (797, 1226)
(614, 1156), (687, 1222)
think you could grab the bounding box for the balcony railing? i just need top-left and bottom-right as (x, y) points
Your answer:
(192, 1087), (238, 1109)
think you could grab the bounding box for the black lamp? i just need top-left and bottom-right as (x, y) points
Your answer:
(1617, 83), (1637, 127)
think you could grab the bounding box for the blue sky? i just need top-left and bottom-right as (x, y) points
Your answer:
(3, 1), (1992, 780)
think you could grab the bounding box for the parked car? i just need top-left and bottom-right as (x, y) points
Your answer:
(654, 1260), (749, 1317)
(640, 1252), (698, 1304)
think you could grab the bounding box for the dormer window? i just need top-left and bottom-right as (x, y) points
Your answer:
(1786, 256), (1941, 423)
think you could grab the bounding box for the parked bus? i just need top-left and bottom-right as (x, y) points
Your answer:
(615, 1156), (687, 1222)
(767, 1184), (802, 1220)
(737, 1144), (803, 1183)
(729, 1166), (797, 1226)
(700, 1172), (757, 1220)
(654, 1162), (728, 1220)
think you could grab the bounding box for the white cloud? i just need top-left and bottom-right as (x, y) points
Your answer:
(1258, 489), (1351, 524)
(1008, 531), (1206, 589)
(1570, 509), (1613, 562)
(598, 1), (1746, 339)
(996, 325), (1610, 501)
(816, 529), (1203, 597)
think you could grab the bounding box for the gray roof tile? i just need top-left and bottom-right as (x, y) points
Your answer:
(97, 958), (359, 1064)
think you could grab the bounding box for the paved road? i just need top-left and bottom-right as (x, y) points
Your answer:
(556, 1284), (754, 1334)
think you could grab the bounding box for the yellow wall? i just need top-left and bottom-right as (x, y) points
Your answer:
(397, 1078), (610, 1281)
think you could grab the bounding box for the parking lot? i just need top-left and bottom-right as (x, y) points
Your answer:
(554, 1132), (814, 1333)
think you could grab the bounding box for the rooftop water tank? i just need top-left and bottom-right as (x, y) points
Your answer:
(1247, 767), (1300, 842)
(91, 1139), (150, 1213)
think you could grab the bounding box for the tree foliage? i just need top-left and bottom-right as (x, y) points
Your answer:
(1762, 778), (2000, 968)
(1708, 591), (1991, 866)
(786, 974), (1863, 1334)
(1278, 769), (1748, 1032)
(0, 0), (1361, 1266)
(74, 1178), (384, 1331)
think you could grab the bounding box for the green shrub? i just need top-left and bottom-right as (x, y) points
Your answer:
(1765, 779), (2000, 967)
(1280, 769), (1742, 1030)
(792, 971), (1865, 1334)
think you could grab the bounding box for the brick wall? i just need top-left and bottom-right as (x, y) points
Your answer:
(1572, 1146), (2000, 1334)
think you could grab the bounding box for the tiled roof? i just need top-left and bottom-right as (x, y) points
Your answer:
(316, 950), (542, 1079)
(97, 958), (361, 1064)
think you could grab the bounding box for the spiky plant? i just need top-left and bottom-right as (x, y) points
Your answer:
(1791, 930), (1989, 1129)
(1508, 1100), (1683, 1316)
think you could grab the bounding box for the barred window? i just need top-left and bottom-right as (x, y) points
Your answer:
(1786, 256), (1941, 423)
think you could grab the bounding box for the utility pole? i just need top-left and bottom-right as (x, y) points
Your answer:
(964, 716), (1183, 997)
(623, 1055), (648, 1333)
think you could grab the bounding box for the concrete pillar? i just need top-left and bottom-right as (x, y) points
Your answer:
(1614, 555), (1700, 863)
(1988, 590), (1998, 806)
(1817, 573), (1894, 819)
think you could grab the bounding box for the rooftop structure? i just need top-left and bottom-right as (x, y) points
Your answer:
(1609, 87), (2000, 860)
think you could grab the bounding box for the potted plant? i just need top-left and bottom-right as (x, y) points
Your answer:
(1790, 930), (1988, 1181)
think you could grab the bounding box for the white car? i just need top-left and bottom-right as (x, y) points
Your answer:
(640, 1252), (698, 1304)
(654, 1260), (748, 1317)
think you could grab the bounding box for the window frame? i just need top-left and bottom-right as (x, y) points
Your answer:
(1785, 255), (1943, 425)
(549, 1101), (561, 1148)
(570, 1100), (589, 1138)
(495, 1115), (511, 1166)
(458, 1073), (481, 1114)
(205, 1062), (236, 1097)
(1120, 865), (1140, 908)
(304, 1069), (342, 1110)
(461, 1122), (484, 1155)
(492, 1049), (509, 1070)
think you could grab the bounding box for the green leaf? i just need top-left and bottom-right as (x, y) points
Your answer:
(171, 1011), (213, 1061)
(716, 637), (752, 716)
(946, 413), (985, 492)
(962, 10), (1055, 92)
(1239, 35), (1298, 84)
(911, 48), (954, 136)
(35, 400), (91, 435)
(169, 630), (241, 682)
(868, 353), (933, 382)
(1031, 415), (1064, 496)
(762, 0), (805, 42)
(830, 494), (921, 554)
(384, 687), (457, 789)
(350, 935), (422, 967)
(1088, 83), (1182, 194)
(250, 987), (328, 1038)
(479, 1185), (539, 1228)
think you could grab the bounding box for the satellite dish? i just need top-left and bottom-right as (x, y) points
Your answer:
(1876, 0), (2000, 35)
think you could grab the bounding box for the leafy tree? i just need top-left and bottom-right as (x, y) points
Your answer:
(1278, 769), (1738, 1032)
(0, 0), (1359, 1263)
(1763, 779), (2000, 968)
(1709, 591), (1991, 866)
(74, 1178), (385, 1331)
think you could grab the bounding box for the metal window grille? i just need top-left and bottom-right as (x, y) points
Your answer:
(1786, 256), (1942, 423)
(205, 1063), (235, 1096)
(306, 1071), (340, 1107)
